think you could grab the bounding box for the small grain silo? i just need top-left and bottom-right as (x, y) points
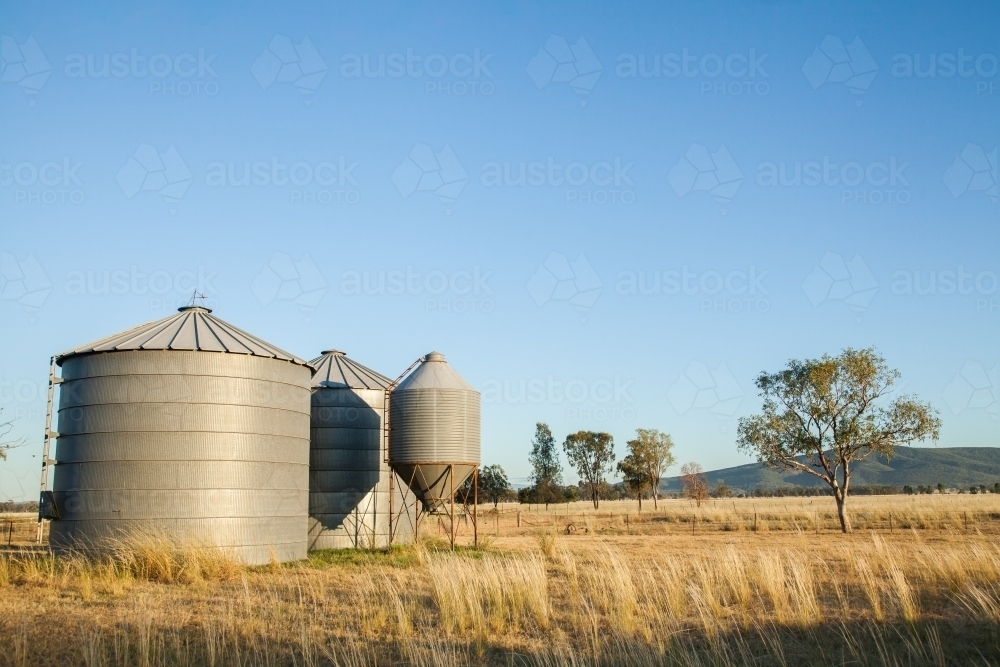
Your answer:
(308, 350), (415, 549)
(47, 306), (311, 564)
(388, 351), (480, 546)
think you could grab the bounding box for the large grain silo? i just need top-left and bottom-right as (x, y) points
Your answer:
(388, 351), (480, 546)
(308, 350), (415, 549)
(47, 306), (311, 564)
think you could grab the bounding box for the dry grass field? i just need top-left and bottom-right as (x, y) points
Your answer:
(2, 494), (1000, 666)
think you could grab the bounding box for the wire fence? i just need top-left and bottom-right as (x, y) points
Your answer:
(8, 501), (999, 550)
(0, 515), (46, 547)
(463, 503), (1000, 536)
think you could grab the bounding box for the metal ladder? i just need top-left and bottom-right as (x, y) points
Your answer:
(35, 356), (61, 543)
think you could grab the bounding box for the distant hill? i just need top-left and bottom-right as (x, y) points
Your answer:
(661, 447), (1000, 492)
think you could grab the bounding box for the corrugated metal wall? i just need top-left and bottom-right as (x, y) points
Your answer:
(49, 349), (310, 564)
(309, 384), (414, 549)
(389, 389), (481, 464)
(388, 354), (481, 507)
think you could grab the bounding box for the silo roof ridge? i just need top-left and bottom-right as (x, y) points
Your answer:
(56, 308), (309, 366)
(308, 350), (391, 390)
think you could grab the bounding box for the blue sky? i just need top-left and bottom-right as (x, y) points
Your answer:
(1, 0), (998, 499)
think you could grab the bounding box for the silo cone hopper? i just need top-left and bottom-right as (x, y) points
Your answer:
(388, 352), (480, 545)
(389, 462), (478, 514)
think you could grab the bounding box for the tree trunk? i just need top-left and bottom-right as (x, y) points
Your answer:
(638, 494), (642, 512)
(835, 492), (851, 533)
(652, 481), (658, 510)
(836, 461), (852, 533)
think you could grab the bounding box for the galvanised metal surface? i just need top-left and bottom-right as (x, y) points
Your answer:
(308, 350), (414, 549)
(389, 462), (478, 511)
(389, 352), (480, 506)
(48, 307), (311, 565)
(56, 306), (308, 364)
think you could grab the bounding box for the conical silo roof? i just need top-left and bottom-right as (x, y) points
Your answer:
(55, 306), (309, 366)
(394, 352), (475, 391)
(308, 350), (390, 389)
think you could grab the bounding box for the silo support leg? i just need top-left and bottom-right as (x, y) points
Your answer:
(449, 464), (455, 550)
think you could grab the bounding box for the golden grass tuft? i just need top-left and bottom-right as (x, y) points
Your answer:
(2, 496), (1000, 665)
(106, 529), (242, 584)
(426, 550), (549, 634)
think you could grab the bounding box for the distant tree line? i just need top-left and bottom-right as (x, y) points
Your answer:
(659, 482), (1000, 499)
(0, 501), (38, 513)
(743, 485), (905, 498)
(455, 464), (518, 507)
(466, 349), (986, 526)
(522, 422), (679, 510)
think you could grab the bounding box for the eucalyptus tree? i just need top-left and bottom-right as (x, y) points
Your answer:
(736, 348), (940, 533)
(563, 431), (615, 510)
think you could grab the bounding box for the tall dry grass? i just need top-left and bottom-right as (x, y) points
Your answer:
(508, 493), (1000, 536)
(1, 517), (1000, 665)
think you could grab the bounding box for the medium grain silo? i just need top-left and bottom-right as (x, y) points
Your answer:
(47, 306), (311, 564)
(308, 350), (415, 549)
(388, 351), (480, 546)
